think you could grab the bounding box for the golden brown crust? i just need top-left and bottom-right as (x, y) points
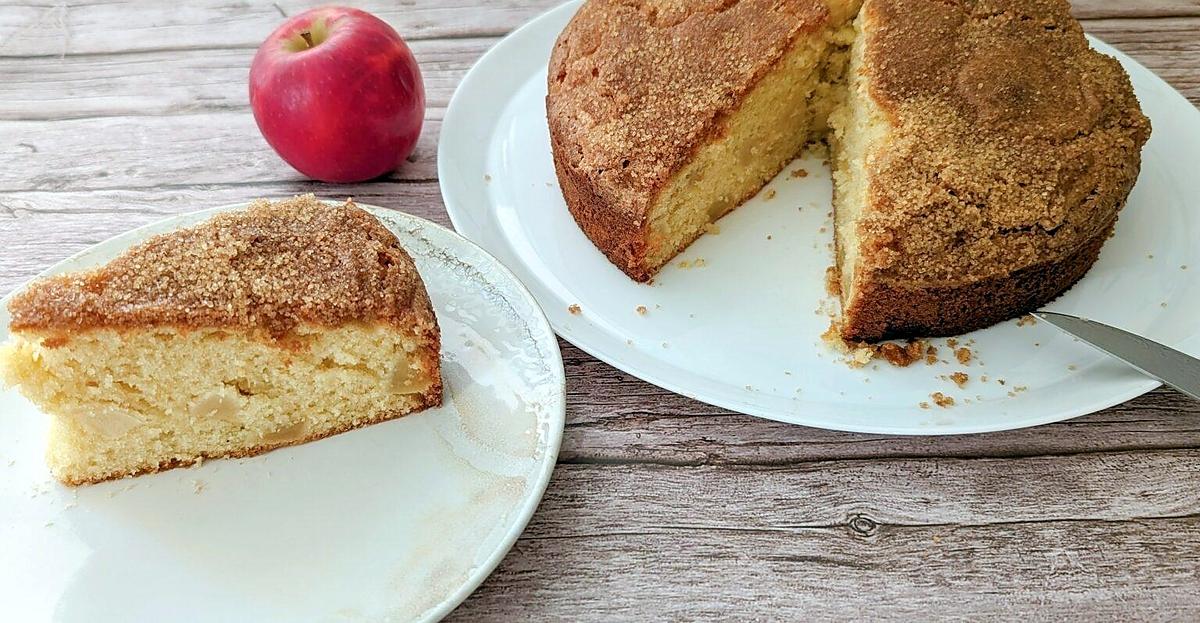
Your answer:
(841, 219), (1115, 341)
(57, 383), (444, 486)
(547, 0), (839, 279)
(851, 0), (1150, 288)
(9, 195), (439, 341)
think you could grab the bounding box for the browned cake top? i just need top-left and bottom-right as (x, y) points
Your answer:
(856, 0), (1151, 286)
(548, 0), (847, 224)
(9, 195), (436, 337)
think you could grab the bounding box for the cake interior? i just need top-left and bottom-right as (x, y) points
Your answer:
(643, 21), (857, 273)
(1, 322), (439, 485)
(828, 11), (887, 315)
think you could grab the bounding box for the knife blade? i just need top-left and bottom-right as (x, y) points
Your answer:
(1032, 311), (1200, 401)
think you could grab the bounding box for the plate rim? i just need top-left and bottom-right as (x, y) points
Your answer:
(437, 0), (1200, 435)
(0, 199), (566, 622)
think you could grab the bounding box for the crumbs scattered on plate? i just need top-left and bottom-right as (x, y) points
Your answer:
(636, 305), (648, 315)
(930, 392), (956, 408)
(568, 304), (582, 315)
(949, 372), (969, 388)
(791, 168), (809, 178)
(1016, 314), (1038, 327)
(704, 223), (721, 235)
(764, 189), (777, 201)
(824, 322), (931, 368)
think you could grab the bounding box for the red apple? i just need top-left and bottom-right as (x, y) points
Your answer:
(249, 7), (425, 183)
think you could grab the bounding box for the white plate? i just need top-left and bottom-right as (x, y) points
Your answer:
(0, 203), (565, 622)
(439, 1), (1200, 435)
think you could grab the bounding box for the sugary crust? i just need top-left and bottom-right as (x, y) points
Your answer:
(9, 195), (439, 342)
(547, 0), (840, 279)
(850, 0), (1150, 289)
(841, 219), (1115, 341)
(56, 378), (444, 487)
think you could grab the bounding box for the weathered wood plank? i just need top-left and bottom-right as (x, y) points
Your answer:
(0, 0), (1190, 61)
(452, 516), (1200, 621)
(0, 1), (562, 57)
(1074, 0), (1200, 20)
(0, 114), (444, 192)
(447, 455), (1200, 620)
(0, 37), (486, 121)
(529, 452), (1200, 531)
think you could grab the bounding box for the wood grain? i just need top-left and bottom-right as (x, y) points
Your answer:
(0, 0), (1198, 620)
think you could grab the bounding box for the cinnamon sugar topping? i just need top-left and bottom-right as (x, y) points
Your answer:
(9, 195), (434, 338)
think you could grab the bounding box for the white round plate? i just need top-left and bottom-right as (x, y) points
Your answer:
(439, 0), (1200, 435)
(0, 202), (565, 622)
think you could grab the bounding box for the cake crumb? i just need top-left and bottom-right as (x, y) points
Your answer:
(980, 375), (989, 383)
(1016, 315), (1038, 327)
(947, 338), (959, 348)
(1067, 364), (1078, 371)
(661, 342), (669, 348)
(484, 174), (492, 182)
(925, 345), (938, 365)
(931, 392), (955, 408)
(704, 223), (721, 235)
(825, 266), (841, 297)
(568, 304), (582, 315)
(192, 479), (207, 494)
(824, 322), (929, 368)
(767, 235), (773, 240)
(819, 227), (827, 233)
(764, 189), (777, 201)
(997, 379), (1007, 386)
(955, 347), (973, 365)
(919, 402), (931, 409)
(791, 168), (809, 178)
(636, 305), (648, 315)
(950, 372), (969, 388)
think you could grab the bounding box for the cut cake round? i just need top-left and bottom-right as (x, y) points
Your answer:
(547, 0), (1151, 342)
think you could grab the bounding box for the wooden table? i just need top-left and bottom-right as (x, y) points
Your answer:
(2, 1), (1198, 619)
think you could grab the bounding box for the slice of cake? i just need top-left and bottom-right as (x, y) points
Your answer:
(828, 0), (1151, 341)
(548, 0), (862, 281)
(0, 195), (442, 485)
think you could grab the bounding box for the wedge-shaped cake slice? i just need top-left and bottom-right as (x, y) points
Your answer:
(1, 195), (442, 485)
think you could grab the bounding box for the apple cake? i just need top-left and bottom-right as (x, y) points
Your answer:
(0, 195), (443, 485)
(547, 0), (1151, 341)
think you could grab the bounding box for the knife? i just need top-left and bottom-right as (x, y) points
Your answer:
(1032, 311), (1200, 401)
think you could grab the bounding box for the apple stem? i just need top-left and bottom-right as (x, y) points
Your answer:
(299, 31), (315, 48)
